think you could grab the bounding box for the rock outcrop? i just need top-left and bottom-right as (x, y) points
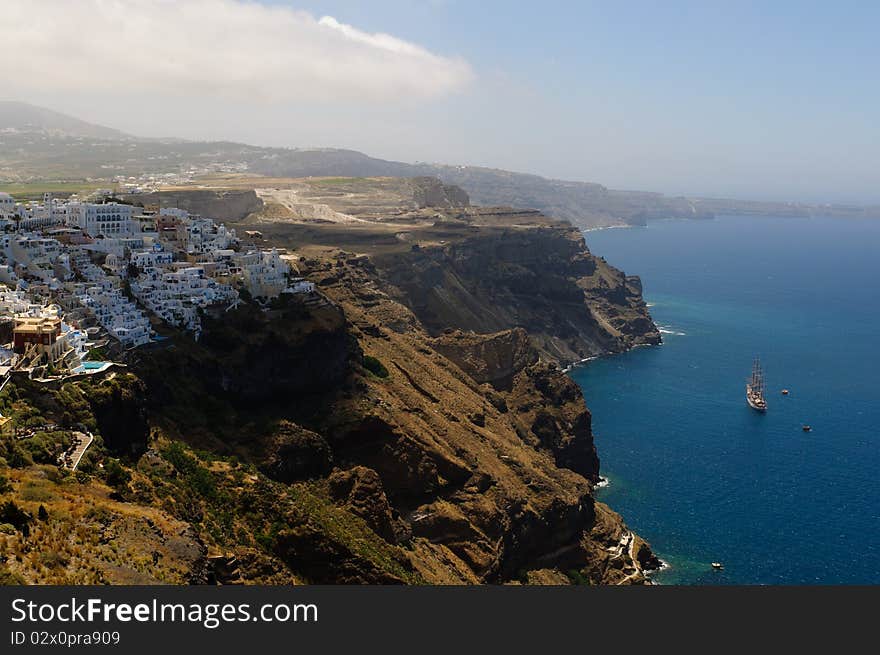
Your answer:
(125, 190), (263, 222)
(328, 466), (409, 544)
(431, 328), (537, 390)
(410, 176), (470, 209)
(260, 421), (333, 483)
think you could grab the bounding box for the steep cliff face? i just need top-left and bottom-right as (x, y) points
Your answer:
(127, 297), (355, 459)
(371, 219), (660, 364)
(431, 328), (598, 480)
(85, 374), (151, 457)
(122, 195), (660, 584)
(87, 232), (658, 584)
(297, 250), (658, 583)
(132, 300), (351, 402)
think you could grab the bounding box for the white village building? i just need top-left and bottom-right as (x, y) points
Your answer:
(0, 192), (16, 218)
(238, 249), (291, 299)
(67, 202), (138, 238)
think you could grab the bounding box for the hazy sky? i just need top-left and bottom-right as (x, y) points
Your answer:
(4, 0), (880, 203)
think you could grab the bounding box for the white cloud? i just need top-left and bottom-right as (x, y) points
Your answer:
(1, 0), (474, 103)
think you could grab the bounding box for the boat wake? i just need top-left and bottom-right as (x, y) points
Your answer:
(658, 326), (686, 336)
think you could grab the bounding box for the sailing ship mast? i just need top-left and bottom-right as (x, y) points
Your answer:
(752, 358), (764, 395)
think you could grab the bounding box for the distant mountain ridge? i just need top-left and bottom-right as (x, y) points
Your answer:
(2, 101), (878, 227)
(0, 101), (130, 140)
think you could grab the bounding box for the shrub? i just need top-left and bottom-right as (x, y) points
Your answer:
(0, 501), (31, 538)
(21, 432), (71, 465)
(363, 355), (389, 378)
(76, 450), (97, 475)
(38, 551), (69, 569)
(566, 569), (592, 586)
(0, 566), (26, 585)
(160, 442), (220, 501)
(84, 506), (112, 524)
(85, 348), (107, 362)
(187, 466), (218, 500)
(104, 459), (131, 491)
(161, 442), (197, 475)
(5, 446), (32, 469)
(129, 479), (155, 504)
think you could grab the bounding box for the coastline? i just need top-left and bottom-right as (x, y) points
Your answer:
(582, 223), (635, 233)
(647, 559), (672, 583)
(562, 340), (661, 374)
(561, 355), (598, 373)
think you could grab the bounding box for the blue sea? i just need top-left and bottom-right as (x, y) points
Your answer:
(570, 215), (880, 584)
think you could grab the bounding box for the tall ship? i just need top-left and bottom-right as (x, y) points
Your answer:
(746, 357), (767, 412)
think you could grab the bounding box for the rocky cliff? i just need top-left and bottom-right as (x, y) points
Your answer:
(270, 243), (658, 583)
(370, 211), (660, 363)
(0, 178), (663, 586)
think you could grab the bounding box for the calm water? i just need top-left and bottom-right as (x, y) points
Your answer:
(571, 216), (880, 584)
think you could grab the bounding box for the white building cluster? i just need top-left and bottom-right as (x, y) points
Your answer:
(0, 192), (317, 363)
(130, 254), (236, 337)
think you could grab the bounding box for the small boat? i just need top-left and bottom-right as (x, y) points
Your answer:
(746, 358), (767, 412)
(711, 562), (724, 570)
(802, 425), (812, 432)
(781, 389), (789, 395)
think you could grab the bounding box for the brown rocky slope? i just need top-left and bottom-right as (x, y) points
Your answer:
(294, 247), (660, 583)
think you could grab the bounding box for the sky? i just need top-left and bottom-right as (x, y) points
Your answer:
(3, 0), (879, 204)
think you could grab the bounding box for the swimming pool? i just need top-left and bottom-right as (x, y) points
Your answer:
(74, 361), (112, 374)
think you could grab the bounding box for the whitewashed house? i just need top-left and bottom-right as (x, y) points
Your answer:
(0, 192), (15, 218)
(239, 248), (289, 299)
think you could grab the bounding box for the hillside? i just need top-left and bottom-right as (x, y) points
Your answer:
(3, 102), (878, 228)
(0, 183), (661, 585)
(0, 101), (129, 140)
